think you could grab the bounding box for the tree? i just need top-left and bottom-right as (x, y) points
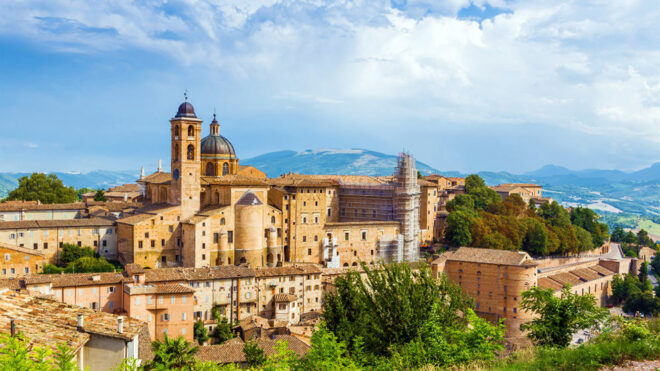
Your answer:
(76, 187), (94, 201)
(93, 190), (107, 202)
(298, 323), (359, 370)
(522, 219), (549, 256)
(193, 320), (209, 345)
(637, 229), (654, 247)
(538, 201), (571, 227)
(445, 194), (475, 213)
(575, 226), (594, 252)
(639, 261), (649, 284)
(146, 334), (198, 370)
(63, 257), (115, 273)
(243, 340), (266, 368)
(611, 225), (626, 243)
(6, 173), (78, 204)
(445, 210), (473, 247)
(59, 244), (95, 265)
(624, 231), (637, 244)
(41, 264), (64, 274)
(519, 285), (609, 347)
(570, 207), (608, 246)
(0, 333), (76, 371)
(464, 174), (501, 210)
(212, 317), (235, 343)
(323, 262), (473, 358)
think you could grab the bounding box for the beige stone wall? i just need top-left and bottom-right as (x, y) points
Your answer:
(118, 208), (182, 269)
(0, 225), (116, 264)
(325, 223), (399, 267)
(419, 185), (440, 242)
(0, 246), (44, 277)
(255, 271), (322, 320)
(285, 187), (336, 264)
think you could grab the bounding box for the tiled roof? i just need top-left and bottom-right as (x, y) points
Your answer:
(125, 284), (195, 295)
(538, 263), (616, 291)
(273, 293), (297, 302)
(236, 191), (263, 206)
(549, 272), (582, 286)
(0, 291), (147, 351)
(0, 241), (45, 257)
(116, 204), (179, 225)
(195, 335), (310, 364)
(447, 247), (538, 267)
(24, 272), (129, 288)
(108, 184), (141, 192)
(269, 174), (339, 187)
(201, 175), (270, 187)
(589, 264), (615, 276)
(139, 172), (171, 184)
(0, 202), (85, 212)
(0, 278), (23, 290)
(145, 265), (255, 283)
(0, 218), (115, 230)
(254, 264), (322, 278)
(537, 277), (565, 290)
(324, 221), (399, 227)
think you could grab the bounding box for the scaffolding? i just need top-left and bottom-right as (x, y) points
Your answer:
(394, 153), (421, 262)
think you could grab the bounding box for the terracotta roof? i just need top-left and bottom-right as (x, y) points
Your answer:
(0, 278), (23, 290)
(572, 268), (602, 281)
(0, 218), (115, 230)
(196, 335), (310, 364)
(0, 291), (147, 351)
(549, 272), (582, 286)
(0, 241), (45, 257)
(145, 265), (255, 283)
(0, 202), (85, 212)
(85, 201), (143, 212)
(447, 247), (538, 266)
(273, 293), (297, 302)
(24, 272), (128, 288)
(589, 264), (615, 276)
(255, 265), (322, 278)
(124, 264), (146, 275)
(201, 175), (270, 187)
(538, 263), (615, 291)
(125, 284), (195, 295)
(269, 174), (339, 187)
(108, 184), (141, 192)
(537, 277), (565, 290)
(116, 204), (179, 225)
(139, 172), (171, 184)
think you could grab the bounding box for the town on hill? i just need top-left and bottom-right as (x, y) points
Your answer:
(1, 100), (659, 370)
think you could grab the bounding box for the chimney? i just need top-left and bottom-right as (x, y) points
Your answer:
(77, 314), (84, 331)
(124, 192), (128, 202)
(117, 316), (124, 334)
(140, 166), (145, 179)
(158, 159), (162, 172)
(10, 319), (15, 337)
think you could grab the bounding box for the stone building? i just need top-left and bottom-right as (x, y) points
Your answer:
(116, 100), (439, 270)
(0, 241), (45, 277)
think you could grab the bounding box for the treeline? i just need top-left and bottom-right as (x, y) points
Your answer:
(3, 172), (105, 203)
(445, 175), (609, 256)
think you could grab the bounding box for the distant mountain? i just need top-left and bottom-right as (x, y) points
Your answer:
(242, 149), (441, 178)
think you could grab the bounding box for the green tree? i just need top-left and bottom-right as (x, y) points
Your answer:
(93, 190), (107, 202)
(624, 231), (637, 244)
(445, 194), (475, 212)
(41, 264), (64, 274)
(445, 210), (473, 247)
(611, 225), (626, 243)
(63, 256), (115, 273)
(520, 285), (609, 347)
(570, 207), (608, 246)
(0, 333), (76, 371)
(76, 187), (94, 201)
(193, 320), (209, 345)
(639, 261), (649, 284)
(522, 218), (549, 256)
(575, 226), (594, 252)
(298, 323), (359, 370)
(323, 262), (473, 358)
(59, 244), (95, 265)
(243, 340), (266, 368)
(638, 229), (654, 247)
(146, 334), (198, 370)
(538, 201), (571, 227)
(464, 174), (501, 210)
(6, 173), (78, 204)
(212, 317), (235, 343)
(623, 291), (659, 316)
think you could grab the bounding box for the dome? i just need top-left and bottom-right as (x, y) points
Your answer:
(201, 134), (236, 157)
(175, 101), (196, 118)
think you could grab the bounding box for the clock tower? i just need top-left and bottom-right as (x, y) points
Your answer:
(170, 98), (202, 219)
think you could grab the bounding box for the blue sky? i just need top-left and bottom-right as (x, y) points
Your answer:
(1, 0), (660, 174)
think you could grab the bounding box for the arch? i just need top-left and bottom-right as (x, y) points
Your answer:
(187, 125), (194, 137)
(222, 162), (229, 175)
(267, 254), (273, 265)
(351, 262), (358, 267)
(271, 216), (276, 224)
(228, 257), (231, 265)
(187, 144), (194, 160)
(206, 162), (215, 176)
(239, 257), (246, 265)
(220, 217), (225, 225)
(159, 188), (167, 202)
(174, 144), (179, 162)
(343, 263), (349, 267)
(213, 192), (220, 204)
(174, 125), (180, 138)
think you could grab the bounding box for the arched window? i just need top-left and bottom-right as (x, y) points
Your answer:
(174, 125), (180, 139)
(187, 125), (194, 137)
(187, 145), (194, 160)
(174, 144), (179, 162)
(206, 162), (215, 176)
(271, 216), (276, 224)
(220, 217), (225, 225)
(239, 257), (246, 265)
(222, 162), (229, 175)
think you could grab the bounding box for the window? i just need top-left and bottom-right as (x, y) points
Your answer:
(148, 314), (152, 322)
(169, 225), (174, 232)
(102, 240), (107, 247)
(302, 236), (306, 242)
(182, 295), (186, 303)
(182, 312), (187, 320)
(159, 296), (164, 304)
(109, 301), (114, 309)
(228, 231), (233, 243)
(151, 240), (155, 248)
(33, 243), (38, 250)
(135, 297), (141, 305)
(213, 233), (219, 243)
(24, 267), (29, 274)
(188, 125), (194, 137)
(138, 241), (143, 248)
(171, 296), (175, 304)
(327, 208), (332, 217)
(148, 296), (153, 304)
(202, 254), (206, 260)
(181, 328), (186, 335)
(222, 162), (229, 175)
(4, 254), (8, 261)
(43, 243), (48, 249)
(344, 232), (349, 241)
(308, 249), (312, 256)
(145, 232), (149, 238)
(187, 144), (194, 160)
(108, 287), (115, 293)
(361, 231), (367, 240)
(162, 313), (170, 321)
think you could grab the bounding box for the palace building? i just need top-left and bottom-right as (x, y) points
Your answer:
(115, 100), (436, 269)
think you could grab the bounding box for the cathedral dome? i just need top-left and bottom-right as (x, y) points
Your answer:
(175, 101), (197, 118)
(201, 134), (236, 157)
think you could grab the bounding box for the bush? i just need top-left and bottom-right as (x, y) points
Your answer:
(59, 244), (95, 265)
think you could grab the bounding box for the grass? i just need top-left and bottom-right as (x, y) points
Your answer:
(452, 318), (660, 371)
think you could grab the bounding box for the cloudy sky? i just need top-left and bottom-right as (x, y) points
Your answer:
(1, 0), (659, 174)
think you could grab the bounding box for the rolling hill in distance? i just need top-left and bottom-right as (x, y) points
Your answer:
(1, 148), (659, 218)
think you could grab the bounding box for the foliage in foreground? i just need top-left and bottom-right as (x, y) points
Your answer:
(5, 173), (78, 204)
(0, 333), (77, 371)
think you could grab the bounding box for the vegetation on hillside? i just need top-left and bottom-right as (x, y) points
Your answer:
(444, 174), (609, 256)
(611, 269), (660, 316)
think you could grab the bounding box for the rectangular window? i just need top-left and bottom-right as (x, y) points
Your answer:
(135, 297), (141, 305)
(162, 313), (169, 321)
(148, 314), (152, 322)
(182, 312), (187, 321)
(24, 267), (29, 274)
(102, 240), (107, 247)
(228, 231), (233, 243)
(182, 295), (186, 303)
(171, 296), (175, 304)
(43, 243), (48, 249)
(109, 301), (114, 309)
(147, 296), (152, 304)
(344, 232), (349, 241)
(138, 241), (143, 248)
(151, 240), (155, 248)
(361, 231), (367, 240)
(159, 296), (164, 304)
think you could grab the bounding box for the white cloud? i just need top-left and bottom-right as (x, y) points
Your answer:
(2, 0), (660, 142)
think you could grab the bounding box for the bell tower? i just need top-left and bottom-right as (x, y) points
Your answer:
(170, 96), (202, 219)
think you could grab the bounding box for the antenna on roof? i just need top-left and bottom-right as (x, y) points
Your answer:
(184, 89), (188, 101)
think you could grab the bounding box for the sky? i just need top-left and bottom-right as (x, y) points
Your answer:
(1, 0), (660, 174)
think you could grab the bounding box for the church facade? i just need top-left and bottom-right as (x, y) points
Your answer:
(116, 100), (436, 269)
